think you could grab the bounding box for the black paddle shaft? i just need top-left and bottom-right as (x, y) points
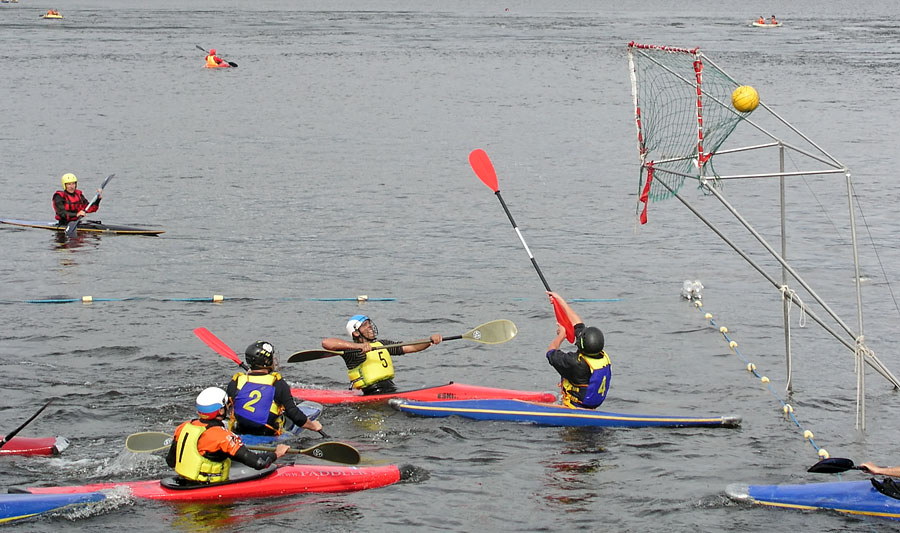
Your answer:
(494, 191), (552, 291)
(0, 400), (53, 449)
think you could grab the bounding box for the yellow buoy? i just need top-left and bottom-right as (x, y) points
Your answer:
(732, 85), (759, 112)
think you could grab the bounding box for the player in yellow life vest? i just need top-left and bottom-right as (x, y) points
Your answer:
(166, 387), (288, 484)
(321, 315), (442, 395)
(545, 292), (612, 409)
(226, 341), (324, 436)
(205, 48), (230, 68)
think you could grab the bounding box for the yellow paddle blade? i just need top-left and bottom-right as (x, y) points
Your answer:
(461, 319), (517, 344)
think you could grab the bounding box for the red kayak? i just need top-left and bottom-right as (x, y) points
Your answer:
(0, 436), (68, 456)
(291, 381), (558, 405)
(15, 463), (401, 501)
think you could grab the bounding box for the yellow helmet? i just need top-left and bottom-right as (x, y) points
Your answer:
(61, 173), (78, 187)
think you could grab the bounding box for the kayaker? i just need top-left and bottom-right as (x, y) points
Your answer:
(757, 16), (765, 24)
(321, 315), (442, 395)
(52, 173), (101, 225)
(166, 387), (289, 484)
(205, 48), (228, 68)
(226, 341), (324, 436)
(860, 462), (900, 477)
(770, 15), (778, 24)
(545, 291), (612, 409)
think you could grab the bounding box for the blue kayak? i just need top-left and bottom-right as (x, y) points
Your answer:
(237, 401), (321, 446)
(727, 480), (900, 521)
(389, 398), (740, 428)
(0, 492), (105, 524)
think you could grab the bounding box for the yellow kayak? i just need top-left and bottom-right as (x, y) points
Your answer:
(42, 13), (63, 19)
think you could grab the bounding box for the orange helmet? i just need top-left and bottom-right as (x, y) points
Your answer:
(209, 49), (216, 55)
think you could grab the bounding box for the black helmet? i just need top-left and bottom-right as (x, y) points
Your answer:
(577, 327), (604, 356)
(245, 341), (275, 369)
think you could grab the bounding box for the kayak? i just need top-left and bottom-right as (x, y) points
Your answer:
(205, 63), (232, 68)
(752, 22), (783, 27)
(13, 463), (402, 501)
(236, 401), (321, 446)
(291, 382), (558, 405)
(0, 436), (68, 456)
(390, 398), (741, 428)
(0, 492), (105, 524)
(0, 218), (164, 236)
(726, 480), (900, 521)
(42, 14), (63, 19)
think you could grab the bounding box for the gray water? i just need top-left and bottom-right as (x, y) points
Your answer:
(2, 0), (900, 530)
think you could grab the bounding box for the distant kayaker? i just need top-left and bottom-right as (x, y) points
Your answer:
(166, 387), (289, 484)
(757, 16), (765, 24)
(205, 48), (229, 68)
(321, 315), (442, 395)
(770, 15), (778, 24)
(226, 341), (324, 436)
(53, 173), (101, 225)
(545, 291), (612, 409)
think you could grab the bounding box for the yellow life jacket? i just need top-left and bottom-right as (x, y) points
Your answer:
(560, 351), (611, 409)
(231, 372), (284, 433)
(206, 54), (219, 67)
(174, 421), (231, 483)
(347, 341), (395, 389)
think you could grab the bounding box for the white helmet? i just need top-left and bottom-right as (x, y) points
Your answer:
(346, 314), (370, 337)
(196, 387), (227, 415)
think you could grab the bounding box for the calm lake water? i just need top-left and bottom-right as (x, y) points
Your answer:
(2, 0), (900, 531)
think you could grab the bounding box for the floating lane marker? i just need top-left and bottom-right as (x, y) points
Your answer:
(690, 299), (829, 459)
(12, 295), (395, 305)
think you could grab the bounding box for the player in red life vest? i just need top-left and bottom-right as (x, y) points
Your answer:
(757, 16), (765, 24)
(770, 15), (778, 24)
(53, 173), (101, 225)
(205, 48), (229, 68)
(166, 387), (289, 484)
(545, 291), (612, 409)
(226, 341), (324, 436)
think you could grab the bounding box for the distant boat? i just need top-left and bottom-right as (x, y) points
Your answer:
(751, 21), (782, 27)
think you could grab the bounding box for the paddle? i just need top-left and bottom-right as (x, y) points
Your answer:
(0, 400), (53, 450)
(287, 319), (519, 363)
(65, 174), (114, 239)
(468, 149), (575, 342)
(808, 457), (870, 474)
(195, 45), (238, 68)
(192, 327), (329, 438)
(125, 431), (360, 465)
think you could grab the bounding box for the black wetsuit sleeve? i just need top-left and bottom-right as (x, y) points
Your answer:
(232, 445), (277, 470)
(275, 379), (308, 427)
(225, 377), (238, 400)
(547, 350), (592, 384)
(165, 438), (177, 468)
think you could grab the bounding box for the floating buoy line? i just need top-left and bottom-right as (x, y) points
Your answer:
(688, 295), (830, 460)
(2, 295), (622, 305)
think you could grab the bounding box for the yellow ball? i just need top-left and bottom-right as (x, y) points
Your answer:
(732, 85), (759, 112)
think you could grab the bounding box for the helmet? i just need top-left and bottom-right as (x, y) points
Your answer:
(577, 326), (605, 356)
(209, 49), (216, 55)
(245, 341), (275, 369)
(61, 173), (78, 187)
(346, 314), (372, 337)
(196, 387), (227, 416)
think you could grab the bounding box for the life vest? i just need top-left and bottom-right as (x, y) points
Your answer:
(206, 54), (220, 67)
(347, 341), (395, 389)
(173, 420), (231, 483)
(53, 189), (89, 222)
(231, 372), (283, 432)
(560, 351), (611, 409)
(757, 17), (765, 24)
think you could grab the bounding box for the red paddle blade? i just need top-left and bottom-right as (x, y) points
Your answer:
(551, 299), (575, 343)
(193, 327), (242, 366)
(469, 149), (499, 192)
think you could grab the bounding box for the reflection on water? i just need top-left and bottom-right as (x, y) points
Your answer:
(53, 230), (101, 253)
(168, 496), (362, 532)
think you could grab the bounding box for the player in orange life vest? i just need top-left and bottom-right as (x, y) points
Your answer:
(53, 173), (101, 224)
(757, 16), (765, 24)
(545, 291), (612, 409)
(166, 387), (289, 484)
(321, 315), (442, 395)
(226, 341), (324, 436)
(205, 48), (229, 68)
(770, 15), (778, 24)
